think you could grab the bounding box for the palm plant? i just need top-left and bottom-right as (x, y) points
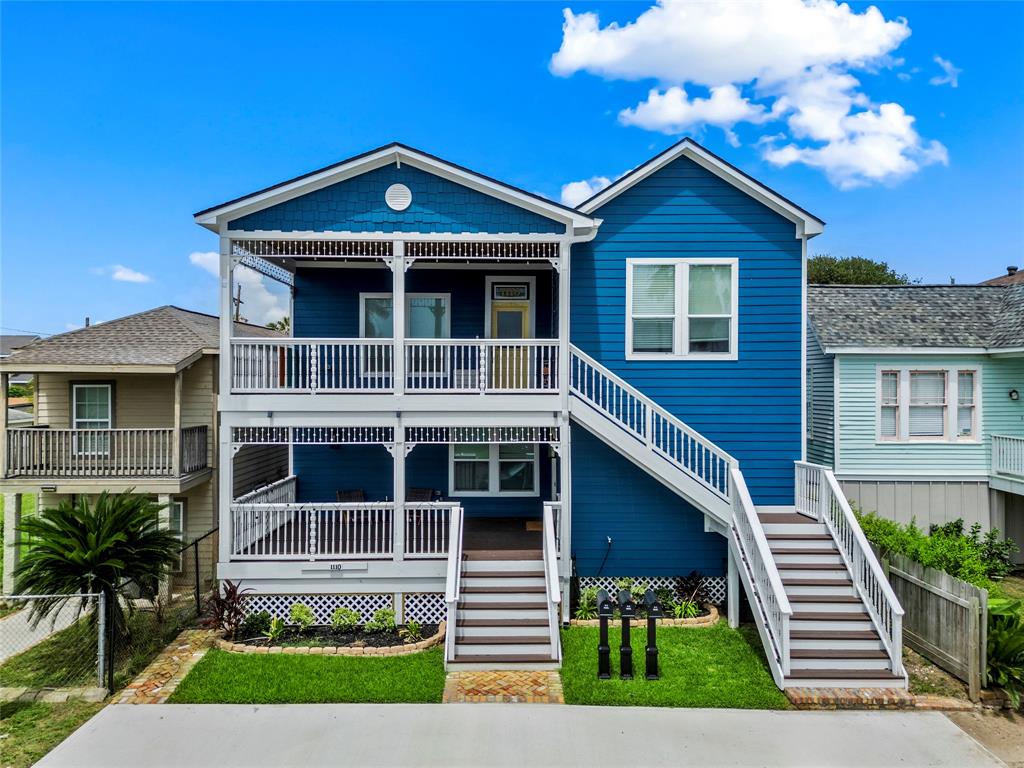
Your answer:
(13, 491), (181, 636)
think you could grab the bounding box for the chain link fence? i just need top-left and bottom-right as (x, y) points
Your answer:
(174, 528), (219, 615)
(0, 593), (106, 691)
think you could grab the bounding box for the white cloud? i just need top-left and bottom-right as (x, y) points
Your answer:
(619, 85), (768, 145)
(188, 251), (287, 326)
(929, 55), (961, 88)
(93, 264), (153, 283)
(560, 176), (612, 206)
(550, 0), (947, 189)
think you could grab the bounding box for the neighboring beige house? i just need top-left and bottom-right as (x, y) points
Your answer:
(0, 306), (284, 594)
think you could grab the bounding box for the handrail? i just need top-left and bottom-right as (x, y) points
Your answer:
(542, 502), (563, 661)
(729, 465), (792, 675)
(796, 461), (905, 677)
(232, 475), (297, 504)
(443, 506), (465, 663)
(569, 344), (735, 499)
(992, 434), (1024, 478)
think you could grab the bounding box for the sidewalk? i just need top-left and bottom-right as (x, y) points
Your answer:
(37, 704), (1003, 768)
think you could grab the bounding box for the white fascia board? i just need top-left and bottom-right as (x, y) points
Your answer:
(196, 145), (598, 234)
(824, 346), (990, 356)
(835, 471), (993, 483)
(578, 138), (824, 239)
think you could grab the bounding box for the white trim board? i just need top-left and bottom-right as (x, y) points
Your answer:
(578, 138), (824, 239)
(195, 143), (599, 234)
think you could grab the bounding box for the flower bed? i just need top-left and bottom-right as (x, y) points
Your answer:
(570, 604), (718, 628)
(217, 621), (445, 657)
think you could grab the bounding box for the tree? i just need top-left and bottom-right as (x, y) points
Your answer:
(13, 491), (181, 635)
(808, 255), (915, 285)
(266, 316), (290, 332)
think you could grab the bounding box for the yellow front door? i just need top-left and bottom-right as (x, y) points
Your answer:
(490, 302), (530, 390)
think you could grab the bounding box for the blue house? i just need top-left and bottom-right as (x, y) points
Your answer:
(196, 139), (905, 689)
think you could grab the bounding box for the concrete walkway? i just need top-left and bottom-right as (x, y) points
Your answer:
(0, 601), (81, 662)
(37, 704), (1002, 768)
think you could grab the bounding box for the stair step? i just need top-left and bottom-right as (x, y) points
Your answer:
(789, 595), (862, 603)
(463, 550), (542, 561)
(458, 618), (550, 627)
(460, 585), (547, 594)
(452, 654), (556, 664)
(791, 629), (878, 640)
(779, 563), (849, 570)
(770, 547), (838, 555)
(792, 611), (870, 622)
(790, 649), (888, 659)
(786, 669), (903, 680)
(457, 601), (548, 611)
(463, 560), (544, 573)
(758, 513), (819, 524)
(787, 595), (864, 612)
(766, 533), (833, 540)
(461, 571), (546, 579)
(783, 577), (852, 586)
(456, 636), (550, 645)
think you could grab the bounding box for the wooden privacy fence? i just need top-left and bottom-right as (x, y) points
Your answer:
(879, 550), (988, 700)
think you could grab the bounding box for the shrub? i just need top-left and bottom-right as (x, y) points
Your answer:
(239, 610), (272, 639)
(674, 600), (700, 620)
(987, 599), (1024, 709)
(630, 581), (649, 609)
(653, 587), (676, 613)
(203, 580), (253, 640)
(330, 607), (360, 632)
(364, 608), (396, 634)
(675, 570), (710, 605)
(263, 617), (286, 643)
(575, 587), (598, 620)
(289, 603), (315, 632)
(399, 621), (423, 643)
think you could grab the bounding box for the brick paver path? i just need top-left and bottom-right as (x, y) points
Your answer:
(442, 671), (564, 704)
(115, 629), (214, 704)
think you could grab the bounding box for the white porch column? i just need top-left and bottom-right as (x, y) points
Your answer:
(218, 427), (233, 567)
(557, 240), (571, 410)
(727, 545), (740, 629)
(558, 423), (572, 623)
(219, 234), (233, 400)
(2, 492), (23, 594)
(392, 423), (406, 563)
(157, 493), (172, 602)
(392, 242), (406, 396)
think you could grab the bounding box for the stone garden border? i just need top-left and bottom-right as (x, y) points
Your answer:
(569, 604), (719, 628)
(216, 620), (446, 656)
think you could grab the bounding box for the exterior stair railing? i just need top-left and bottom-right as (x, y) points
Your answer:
(443, 505), (465, 665)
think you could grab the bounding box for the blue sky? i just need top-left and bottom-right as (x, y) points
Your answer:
(2, 1), (1022, 335)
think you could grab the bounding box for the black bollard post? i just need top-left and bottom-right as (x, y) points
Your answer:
(644, 589), (663, 680)
(618, 589), (636, 680)
(597, 589), (613, 679)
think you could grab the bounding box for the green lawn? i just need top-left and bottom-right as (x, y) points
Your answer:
(168, 646), (447, 704)
(560, 623), (789, 709)
(0, 701), (103, 768)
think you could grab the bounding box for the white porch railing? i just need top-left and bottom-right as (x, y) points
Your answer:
(231, 476), (298, 555)
(5, 427), (208, 478)
(230, 338), (393, 393)
(569, 345), (734, 499)
(542, 500), (563, 662)
(729, 465), (792, 677)
(404, 339), (560, 393)
(992, 434), (1024, 479)
(444, 505), (465, 664)
(795, 461), (905, 677)
(404, 503), (453, 558)
(543, 501), (562, 553)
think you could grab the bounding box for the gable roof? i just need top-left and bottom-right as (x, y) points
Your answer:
(0, 306), (280, 372)
(982, 266), (1023, 286)
(194, 142), (600, 234)
(576, 137), (824, 238)
(808, 284), (1024, 352)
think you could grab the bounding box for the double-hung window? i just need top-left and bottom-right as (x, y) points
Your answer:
(627, 259), (737, 359)
(169, 500), (186, 572)
(72, 383), (112, 455)
(450, 443), (538, 496)
(877, 367), (979, 442)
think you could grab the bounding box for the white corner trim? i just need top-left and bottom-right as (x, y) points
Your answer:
(578, 138), (824, 238)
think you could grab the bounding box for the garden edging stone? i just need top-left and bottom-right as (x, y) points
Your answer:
(215, 620), (446, 656)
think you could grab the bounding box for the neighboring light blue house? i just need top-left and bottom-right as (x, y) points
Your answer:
(807, 285), (1024, 557)
(195, 139), (908, 689)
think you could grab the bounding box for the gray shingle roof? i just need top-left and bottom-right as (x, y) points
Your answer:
(2, 306), (281, 368)
(0, 335), (40, 357)
(808, 285), (1024, 350)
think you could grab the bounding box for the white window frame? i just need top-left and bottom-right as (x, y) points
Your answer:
(875, 365), (982, 444)
(358, 292), (452, 339)
(169, 499), (186, 573)
(72, 383), (112, 456)
(448, 443), (540, 498)
(625, 257), (738, 361)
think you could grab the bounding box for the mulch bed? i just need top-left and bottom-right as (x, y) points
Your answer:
(236, 624), (440, 649)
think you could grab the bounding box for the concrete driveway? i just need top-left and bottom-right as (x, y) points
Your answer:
(37, 704), (1002, 768)
(0, 601), (82, 662)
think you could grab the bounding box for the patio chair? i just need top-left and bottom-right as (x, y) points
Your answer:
(335, 489), (367, 503)
(407, 487), (438, 502)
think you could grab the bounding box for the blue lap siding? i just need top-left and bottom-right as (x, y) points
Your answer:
(570, 155), (803, 505)
(570, 427), (727, 576)
(227, 163), (565, 234)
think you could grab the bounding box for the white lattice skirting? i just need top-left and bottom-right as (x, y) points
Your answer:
(578, 576), (727, 606)
(242, 592), (447, 624)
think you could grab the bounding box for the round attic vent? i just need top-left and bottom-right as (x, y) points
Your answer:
(385, 183), (412, 211)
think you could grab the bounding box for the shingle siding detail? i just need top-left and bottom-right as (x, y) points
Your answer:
(571, 155), (803, 505)
(227, 164), (566, 234)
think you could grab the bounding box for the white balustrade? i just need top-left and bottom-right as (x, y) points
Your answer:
(730, 465), (792, 675)
(795, 461), (905, 677)
(542, 501), (563, 661)
(230, 338), (393, 393)
(993, 434), (1024, 478)
(569, 345), (734, 499)
(404, 339), (559, 393)
(444, 506), (465, 663)
(4, 427), (207, 478)
(404, 503), (455, 558)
